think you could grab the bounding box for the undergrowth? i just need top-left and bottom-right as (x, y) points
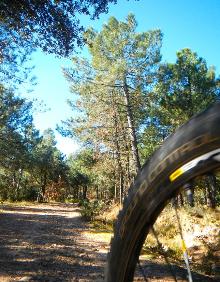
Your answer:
(92, 202), (219, 276)
(142, 205), (220, 276)
(79, 199), (105, 221)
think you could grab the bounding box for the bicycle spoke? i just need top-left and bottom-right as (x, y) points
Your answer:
(174, 206), (193, 282)
(151, 226), (178, 282)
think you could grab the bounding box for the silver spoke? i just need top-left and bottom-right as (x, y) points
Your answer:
(151, 226), (178, 282)
(174, 206), (193, 282)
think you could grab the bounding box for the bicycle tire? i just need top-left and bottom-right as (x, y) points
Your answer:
(105, 102), (220, 282)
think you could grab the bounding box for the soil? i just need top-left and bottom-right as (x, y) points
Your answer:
(0, 203), (110, 282)
(0, 203), (218, 282)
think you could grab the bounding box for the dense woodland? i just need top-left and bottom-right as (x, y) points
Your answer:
(0, 2), (220, 209)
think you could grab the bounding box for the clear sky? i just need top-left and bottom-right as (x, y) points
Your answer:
(24, 0), (220, 155)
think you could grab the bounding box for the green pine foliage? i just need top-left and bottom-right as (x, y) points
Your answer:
(0, 10), (219, 208)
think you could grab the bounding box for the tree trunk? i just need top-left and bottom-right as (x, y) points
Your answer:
(178, 193), (184, 207)
(83, 185), (87, 199)
(38, 171), (47, 202)
(15, 169), (24, 200)
(125, 141), (132, 188)
(96, 186), (99, 199)
(206, 174), (216, 208)
(123, 79), (141, 173)
(119, 173), (124, 204)
(112, 96), (125, 201)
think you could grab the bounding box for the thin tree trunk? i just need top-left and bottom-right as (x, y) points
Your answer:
(38, 172), (47, 202)
(112, 94), (125, 201)
(96, 186), (99, 199)
(83, 185), (87, 199)
(177, 193), (184, 206)
(125, 142), (132, 186)
(114, 182), (117, 199)
(206, 174), (216, 208)
(15, 169), (23, 200)
(123, 79), (141, 173)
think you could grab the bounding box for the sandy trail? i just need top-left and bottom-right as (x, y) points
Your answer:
(0, 203), (218, 282)
(0, 203), (111, 282)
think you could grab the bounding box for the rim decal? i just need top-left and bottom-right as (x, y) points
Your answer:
(169, 148), (220, 182)
(170, 168), (184, 182)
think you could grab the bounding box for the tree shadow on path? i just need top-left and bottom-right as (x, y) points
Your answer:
(0, 203), (106, 281)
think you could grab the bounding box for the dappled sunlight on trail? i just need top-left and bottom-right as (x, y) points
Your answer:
(0, 203), (108, 281)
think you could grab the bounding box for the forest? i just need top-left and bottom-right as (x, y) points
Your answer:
(0, 1), (220, 281)
(0, 2), (220, 211)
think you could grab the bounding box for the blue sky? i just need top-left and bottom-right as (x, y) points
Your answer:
(24, 0), (220, 155)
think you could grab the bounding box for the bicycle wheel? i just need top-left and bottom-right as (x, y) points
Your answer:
(105, 103), (220, 282)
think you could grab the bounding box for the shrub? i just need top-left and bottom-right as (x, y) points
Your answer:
(79, 199), (104, 221)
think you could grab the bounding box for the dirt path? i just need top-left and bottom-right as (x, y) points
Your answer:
(0, 203), (111, 282)
(0, 203), (218, 282)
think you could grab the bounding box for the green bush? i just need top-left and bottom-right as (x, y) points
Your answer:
(22, 186), (38, 201)
(79, 199), (104, 221)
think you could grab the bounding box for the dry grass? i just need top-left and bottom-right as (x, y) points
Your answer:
(95, 202), (121, 224)
(96, 202), (220, 276)
(143, 205), (220, 275)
